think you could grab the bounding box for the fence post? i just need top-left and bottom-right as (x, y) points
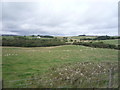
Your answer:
(2, 80), (3, 89)
(0, 80), (2, 89)
(108, 68), (113, 88)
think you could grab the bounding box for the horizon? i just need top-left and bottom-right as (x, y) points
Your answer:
(1, 34), (119, 37)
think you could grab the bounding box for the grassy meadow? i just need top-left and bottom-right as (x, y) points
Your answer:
(2, 45), (118, 88)
(71, 36), (97, 39)
(100, 39), (118, 45)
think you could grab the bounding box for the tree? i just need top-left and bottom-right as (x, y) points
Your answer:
(32, 35), (35, 37)
(74, 40), (77, 43)
(70, 39), (73, 42)
(63, 37), (68, 42)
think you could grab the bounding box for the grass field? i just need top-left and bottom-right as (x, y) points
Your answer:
(2, 45), (118, 88)
(100, 39), (119, 45)
(66, 36), (97, 42)
(71, 36), (97, 39)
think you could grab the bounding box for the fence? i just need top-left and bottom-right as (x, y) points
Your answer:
(3, 68), (118, 88)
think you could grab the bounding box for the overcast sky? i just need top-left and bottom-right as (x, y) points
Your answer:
(1, 0), (119, 36)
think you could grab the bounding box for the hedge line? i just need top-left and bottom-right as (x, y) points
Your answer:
(80, 36), (120, 40)
(73, 42), (120, 50)
(2, 38), (66, 47)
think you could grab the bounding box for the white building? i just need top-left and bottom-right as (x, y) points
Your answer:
(36, 36), (41, 39)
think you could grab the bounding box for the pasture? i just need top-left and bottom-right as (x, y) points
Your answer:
(100, 39), (118, 45)
(2, 45), (118, 88)
(71, 36), (97, 39)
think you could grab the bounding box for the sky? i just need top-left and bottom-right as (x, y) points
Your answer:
(1, 0), (119, 36)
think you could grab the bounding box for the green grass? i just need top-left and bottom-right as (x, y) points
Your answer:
(100, 39), (119, 45)
(71, 36), (97, 39)
(56, 36), (97, 42)
(65, 36), (97, 42)
(2, 36), (15, 39)
(28, 62), (118, 88)
(2, 45), (118, 88)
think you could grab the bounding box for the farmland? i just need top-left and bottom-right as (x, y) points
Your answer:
(2, 45), (118, 88)
(100, 39), (118, 45)
(2, 0), (119, 88)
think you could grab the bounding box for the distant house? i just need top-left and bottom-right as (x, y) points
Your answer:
(36, 36), (41, 39)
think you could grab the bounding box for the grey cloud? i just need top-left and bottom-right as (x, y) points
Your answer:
(2, 0), (118, 36)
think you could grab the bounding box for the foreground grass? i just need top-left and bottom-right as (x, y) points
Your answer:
(27, 62), (118, 88)
(2, 45), (118, 88)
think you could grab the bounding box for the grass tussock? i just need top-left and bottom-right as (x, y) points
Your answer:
(26, 62), (118, 88)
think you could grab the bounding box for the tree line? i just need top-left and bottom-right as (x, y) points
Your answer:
(2, 36), (66, 47)
(80, 36), (120, 40)
(32, 35), (54, 38)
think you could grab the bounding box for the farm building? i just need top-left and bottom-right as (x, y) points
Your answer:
(36, 36), (41, 39)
